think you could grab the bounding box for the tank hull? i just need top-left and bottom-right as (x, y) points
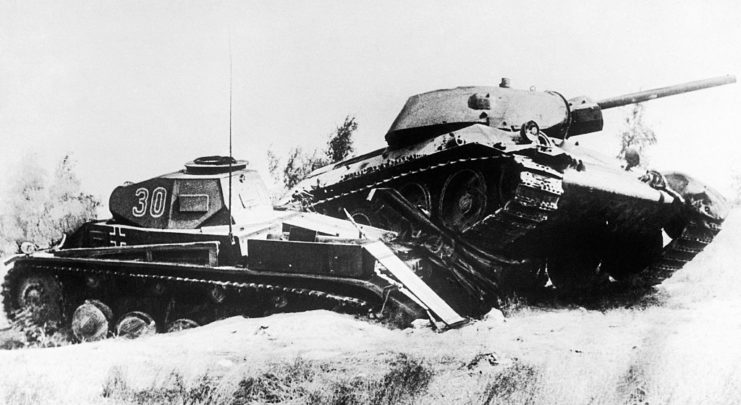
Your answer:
(3, 159), (471, 342)
(288, 123), (726, 292)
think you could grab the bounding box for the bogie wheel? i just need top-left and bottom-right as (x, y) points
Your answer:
(438, 169), (488, 232)
(348, 205), (408, 235)
(398, 182), (432, 214)
(13, 274), (64, 327)
(347, 206), (386, 228)
(166, 318), (200, 333)
(71, 299), (113, 342)
(349, 209), (376, 227)
(116, 311), (157, 339)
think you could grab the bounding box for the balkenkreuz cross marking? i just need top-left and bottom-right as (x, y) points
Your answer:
(109, 227), (127, 246)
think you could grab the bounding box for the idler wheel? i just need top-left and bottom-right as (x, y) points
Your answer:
(438, 169), (487, 232)
(15, 274), (63, 326)
(71, 300), (113, 342)
(166, 318), (199, 333)
(116, 311), (157, 339)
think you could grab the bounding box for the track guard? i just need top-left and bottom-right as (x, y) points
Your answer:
(662, 172), (729, 223)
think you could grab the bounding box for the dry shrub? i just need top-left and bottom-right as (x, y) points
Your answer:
(372, 354), (433, 404)
(230, 357), (315, 404)
(230, 354), (432, 405)
(99, 354), (433, 405)
(2, 305), (72, 349)
(101, 367), (218, 405)
(480, 360), (541, 405)
(616, 364), (649, 405)
(498, 294), (529, 317)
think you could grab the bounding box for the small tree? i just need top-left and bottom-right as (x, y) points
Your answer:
(0, 154), (100, 255)
(326, 115), (357, 163)
(617, 103), (657, 167)
(269, 115), (358, 191)
(281, 147), (329, 190)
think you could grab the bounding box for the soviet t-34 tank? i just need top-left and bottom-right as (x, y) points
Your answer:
(286, 75), (736, 294)
(2, 156), (472, 341)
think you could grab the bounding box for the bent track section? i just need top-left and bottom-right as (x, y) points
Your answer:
(303, 152), (564, 257)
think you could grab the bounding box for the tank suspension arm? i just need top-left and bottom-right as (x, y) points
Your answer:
(367, 188), (506, 302)
(597, 75), (736, 109)
(367, 188), (522, 269)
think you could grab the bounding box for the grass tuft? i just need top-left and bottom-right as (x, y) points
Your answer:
(617, 364), (649, 405)
(480, 360), (540, 405)
(101, 368), (219, 404)
(372, 353), (433, 405)
(99, 354), (434, 405)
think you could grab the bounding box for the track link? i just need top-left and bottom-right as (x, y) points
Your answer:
(635, 216), (722, 287)
(304, 155), (503, 209)
(304, 154), (564, 256)
(2, 261), (372, 329)
(463, 158), (563, 252)
(298, 152), (725, 293)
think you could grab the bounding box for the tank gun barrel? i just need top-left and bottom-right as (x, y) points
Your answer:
(597, 75), (736, 110)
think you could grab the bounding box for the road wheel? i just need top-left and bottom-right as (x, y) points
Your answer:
(14, 274), (64, 327)
(438, 169), (487, 232)
(166, 318), (199, 333)
(116, 311), (157, 338)
(71, 299), (113, 342)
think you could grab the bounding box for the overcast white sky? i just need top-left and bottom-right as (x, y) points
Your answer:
(1, 0), (739, 212)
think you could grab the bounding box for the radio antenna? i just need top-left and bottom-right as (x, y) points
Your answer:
(227, 30), (234, 243)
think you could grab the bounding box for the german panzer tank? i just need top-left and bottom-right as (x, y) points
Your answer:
(286, 75), (736, 295)
(2, 156), (471, 342)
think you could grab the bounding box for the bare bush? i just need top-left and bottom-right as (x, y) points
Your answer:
(0, 153), (100, 256)
(98, 354), (433, 405)
(269, 115), (358, 192)
(617, 103), (656, 167)
(480, 360), (541, 405)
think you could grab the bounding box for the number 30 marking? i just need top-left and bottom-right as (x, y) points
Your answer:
(132, 188), (149, 217)
(131, 187), (167, 218)
(150, 187), (166, 217)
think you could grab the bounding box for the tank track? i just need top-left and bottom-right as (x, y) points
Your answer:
(633, 216), (722, 287)
(2, 260), (374, 331)
(461, 157), (563, 252)
(304, 154), (564, 255)
(300, 153), (724, 292)
(304, 156), (507, 208)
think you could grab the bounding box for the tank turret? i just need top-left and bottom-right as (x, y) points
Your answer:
(385, 75), (736, 147)
(109, 156), (271, 229)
